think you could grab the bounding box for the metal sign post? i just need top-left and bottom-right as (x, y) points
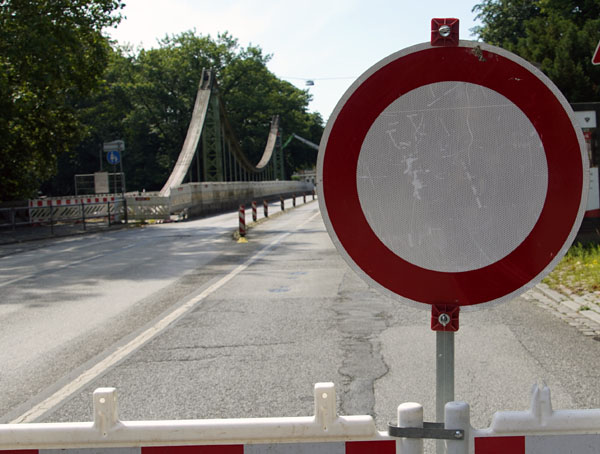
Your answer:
(432, 304), (459, 453)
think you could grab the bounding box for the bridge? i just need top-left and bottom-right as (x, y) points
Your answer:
(24, 68), (315, 224)
(160, 68), (285, 195)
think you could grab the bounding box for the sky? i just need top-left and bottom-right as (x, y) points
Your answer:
(107, 0), (482, 122)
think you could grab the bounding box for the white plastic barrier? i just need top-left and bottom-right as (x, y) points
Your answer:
(2, 383), (598, 454)
(0, 383), (396, 453)
(472, 383), (600, 454)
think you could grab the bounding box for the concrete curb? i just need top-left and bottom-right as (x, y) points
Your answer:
(231, 199), (317, 241)
(525, 284), (600, 338)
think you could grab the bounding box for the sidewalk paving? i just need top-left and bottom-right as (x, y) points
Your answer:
(524, 284), (600, 338)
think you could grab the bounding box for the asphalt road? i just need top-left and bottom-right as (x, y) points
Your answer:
(1, 200), (599, 440)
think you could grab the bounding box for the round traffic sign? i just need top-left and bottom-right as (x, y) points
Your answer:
(107, 150), (121, 165)
(317, 41), (588, 309)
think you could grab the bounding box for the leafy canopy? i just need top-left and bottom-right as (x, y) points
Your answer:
(472, 0), (600, 102)
(0, 0), (124, 201)
(42, 30), (322, 195)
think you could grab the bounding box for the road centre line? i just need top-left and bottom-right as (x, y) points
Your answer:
(10, 209), (321, 424)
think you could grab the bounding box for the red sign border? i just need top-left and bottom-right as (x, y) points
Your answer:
(593, 39), (600, 65)
(318, 42), (587, 308)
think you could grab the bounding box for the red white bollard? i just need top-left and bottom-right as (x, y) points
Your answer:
(239, 204), (246, 237)
(252, 201), (257, 222)
(263, 199), (268, 218)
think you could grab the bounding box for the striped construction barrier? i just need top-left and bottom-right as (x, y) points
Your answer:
(0, 384), (598, 454)
(238, 205), (246, 237)
(251, 201), (257, 222)
(475, 434), (600, 454)
(0, 384), (395, 452)
(0, 441), (396, 454)
(471, 384), (600, 454)
(29, 196), (118, 207)
(28, 196), (124, 224)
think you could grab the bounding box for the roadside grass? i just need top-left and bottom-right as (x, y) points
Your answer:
(542, 242), (600, 295)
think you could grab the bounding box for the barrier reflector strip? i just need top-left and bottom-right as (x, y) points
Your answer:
(245, 443), (343, 453)
(0, 450), (39, 454)
(346, 440), (396, 453)
(476, 434), (600, 453)
(1, 441), (396, 454)
(144, 447), (241, 454)
(142, 445), (244, 454)
(43, 450), (139, 454)
(526, 434), (600, 453)
(475, 436), (525, 454)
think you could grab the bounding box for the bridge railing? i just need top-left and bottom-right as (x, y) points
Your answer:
(0, 205), (31, 230)
(17, 181), (315, 227)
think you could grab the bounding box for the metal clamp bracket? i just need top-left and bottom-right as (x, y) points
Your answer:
(388, 422), (464, 440)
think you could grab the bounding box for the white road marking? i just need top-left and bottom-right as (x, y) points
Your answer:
(10, 209), (320, 423)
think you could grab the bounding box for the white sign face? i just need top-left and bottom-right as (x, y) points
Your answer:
(357, 81), (548, 273)
(103, 140), (125, 152)
(94, 172), (109, 194)
(575, 111), (597, 129)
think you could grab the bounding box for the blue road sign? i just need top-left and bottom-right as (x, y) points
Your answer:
(107, 150), (121, 165)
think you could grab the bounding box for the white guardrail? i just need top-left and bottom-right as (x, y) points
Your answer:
(0, 383), (598, 454)
(22, 181), (315, 224)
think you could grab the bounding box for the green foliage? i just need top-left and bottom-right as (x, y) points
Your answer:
(0, 0), (124, 201)
(3, 7), (322, 199)
(472, 0), (600, 102)
(42, 30), (322, 194)
(543, 242), (600, 294)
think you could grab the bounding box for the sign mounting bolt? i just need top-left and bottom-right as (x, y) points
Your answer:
(438, 313), (451, 327)
(438, 25), (451, 37)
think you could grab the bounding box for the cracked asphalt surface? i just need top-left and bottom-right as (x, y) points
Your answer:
(2, 202), (599, 438)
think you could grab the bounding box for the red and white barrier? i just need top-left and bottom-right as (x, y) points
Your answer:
(475, 434), (600, 454)
(472, 384), (600, 454)
(0, 384), (395, 452)
(10, 441), (396, 454)
(238, 205), (246, 237)
(28, 195), (124, 223)
(263, 200), (268, 218)
(0, 383), (598, 454)
(251, 201), (257, 222)
(29, 195), (118, 208)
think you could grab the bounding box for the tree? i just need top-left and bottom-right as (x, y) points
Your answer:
(44, 31), (322, 194)
(472, 0), (600, 102)
(0, 0), (123, 201)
